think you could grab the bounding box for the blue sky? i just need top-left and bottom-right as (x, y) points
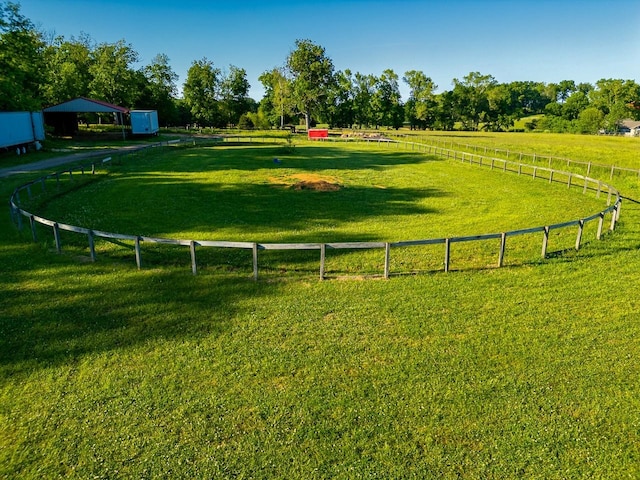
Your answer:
(19, 0), (640, 100)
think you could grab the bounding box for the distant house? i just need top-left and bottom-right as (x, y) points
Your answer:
(619, 119), (640, 137)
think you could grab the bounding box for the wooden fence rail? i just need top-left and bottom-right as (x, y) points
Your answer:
(8, 137), (622, 280)
(378, 133), (640, 180)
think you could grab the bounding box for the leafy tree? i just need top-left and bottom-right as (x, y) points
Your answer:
(258, 67), (294, 128)
(89, 40), (140, 107)
(452, 72), (497, 130)
(403, 70), (437, 129)
(0, 1), (45, 110)
(182, 57), (221, 127)
(140, 53), (179, 125)
(557, 79), (576, 103)
(352, 72), (376, 128)
(323, 69), (355, 128)
(562, 90), (590, 121)
(246, 108), (272, 130)
(506, 81), (550, 116)
(485, 83), (520, 131)
(432, 90), (456, 130)
(42, 33), (93, 105)
(577, 107), (604, 134)
(238, 113), (254, 130)
(286, 39), (335, 130)
(219, 65), (251, 126)
(590, 78), (640, 130)
(373, 69), (403, 129)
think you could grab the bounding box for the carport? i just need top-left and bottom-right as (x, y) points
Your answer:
(43, 97), (130, 138)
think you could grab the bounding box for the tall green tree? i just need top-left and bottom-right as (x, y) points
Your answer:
(324, 69), (355, 128)
(183, 57), (220, 127)
(141, 53), (179, 125)
(42, 33), (93, 105)
(259, 67), (295, 128)
(219, 65), (251, 127)
(590, 78), (640, 130)
(452, 72), (497, 130)
(89, 39), (140, 107)
(286, 39), (335, 130)
(433, 90), (456, 130)
(352, 72), (376, 128)
(0, 1), (45, 110)
(403, 70), (437, 129)
(373, 69), (403, 129)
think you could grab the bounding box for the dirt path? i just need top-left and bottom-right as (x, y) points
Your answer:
(0, 144), (149, 179)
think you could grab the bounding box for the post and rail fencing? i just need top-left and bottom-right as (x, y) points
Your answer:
(377, 133), (640, 181)
(8, 136), (622, 280)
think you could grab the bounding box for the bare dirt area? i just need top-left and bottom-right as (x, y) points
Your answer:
(269, 173), (343, 191)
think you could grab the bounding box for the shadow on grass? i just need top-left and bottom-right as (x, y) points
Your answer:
(135, 144), (442, 174)
(34, 148), (448, 242)
(0, 251), (269, 376)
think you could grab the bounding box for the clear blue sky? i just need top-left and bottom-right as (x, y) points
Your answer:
(19, 0), (640, 101)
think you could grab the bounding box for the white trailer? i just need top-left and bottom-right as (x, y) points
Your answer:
(0, 111), (45, 149)
(130, 110), (159, 135)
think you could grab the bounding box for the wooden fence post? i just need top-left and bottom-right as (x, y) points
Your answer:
(444, 238), (451, 272)
(609, 207), (617, 231)
(16, 208), (23, 231)
(88, 231), (96, 262)
(252, 243), (259, 281)
(29, 215), (37, 242)
(541, 226), (550, 258)
(190, 241), (197, 275)
(320, 244), (326, 280)
(135, 237), (142, 269)
(597, 212), (605, 240)
(575, 220), (584, 251)
(384, 243), (391, 279)
(53, 222), (61, 253)
(498, 232), (507, 267)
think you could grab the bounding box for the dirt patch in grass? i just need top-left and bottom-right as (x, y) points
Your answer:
(269, 173), (342, 191)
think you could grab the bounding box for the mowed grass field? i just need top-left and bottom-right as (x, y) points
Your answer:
(27, 141), (612, 276)
(1, 134), (640, 478)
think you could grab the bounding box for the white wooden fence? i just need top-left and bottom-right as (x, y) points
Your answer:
(9, 137), (622, 280)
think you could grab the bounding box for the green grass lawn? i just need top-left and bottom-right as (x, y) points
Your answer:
(401, 130), (640, 171)
(23, 142), (611, 277)
(1, 134), (640, 478)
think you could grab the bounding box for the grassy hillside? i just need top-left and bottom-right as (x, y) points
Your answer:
(1, 134), (639, 478)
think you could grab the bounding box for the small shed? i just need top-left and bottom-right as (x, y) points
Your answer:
(43, 97), (130, 137)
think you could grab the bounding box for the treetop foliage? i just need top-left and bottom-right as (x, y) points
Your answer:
(1, 1), (639, 132)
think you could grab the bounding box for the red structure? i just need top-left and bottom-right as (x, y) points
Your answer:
(308, 128), (329, 140)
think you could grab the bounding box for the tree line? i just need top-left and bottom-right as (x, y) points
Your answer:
(2, 2), (639, 134)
